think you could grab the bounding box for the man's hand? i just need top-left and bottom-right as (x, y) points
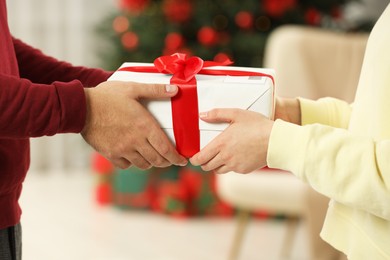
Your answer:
(81, 81), (187, 169)
(190, 109), (273, 174)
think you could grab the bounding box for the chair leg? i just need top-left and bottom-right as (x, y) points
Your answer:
(228, 210), (251, 260)
(280, 216), (299, 259)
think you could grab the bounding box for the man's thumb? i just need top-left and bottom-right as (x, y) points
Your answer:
(134, 83), (179, 99)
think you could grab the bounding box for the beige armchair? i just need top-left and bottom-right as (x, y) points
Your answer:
(217, 25), (369, 260)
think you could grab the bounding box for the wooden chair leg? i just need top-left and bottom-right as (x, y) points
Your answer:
(280, 216), (300, 259)
(228, 210), (251, 260)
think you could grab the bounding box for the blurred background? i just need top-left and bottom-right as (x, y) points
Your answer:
(6, 0), (387, 259)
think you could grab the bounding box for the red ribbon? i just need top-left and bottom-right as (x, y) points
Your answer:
(118, 53), (274, 158)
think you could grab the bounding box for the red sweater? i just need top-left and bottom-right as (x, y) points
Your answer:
(0, 1), (112, 229)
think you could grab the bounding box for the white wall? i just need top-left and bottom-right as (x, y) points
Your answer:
(6, 0), (116, 171)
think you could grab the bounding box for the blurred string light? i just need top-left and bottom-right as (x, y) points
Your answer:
(112, 15), (129, 33)
(235, 11), (254, 30)
(121, 31), (139, 50)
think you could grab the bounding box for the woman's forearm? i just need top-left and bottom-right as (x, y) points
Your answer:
(274, 97), (301, 125)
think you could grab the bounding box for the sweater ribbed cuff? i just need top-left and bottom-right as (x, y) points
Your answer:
(267, 119), (307, 179)
(53, 80), (86, 133)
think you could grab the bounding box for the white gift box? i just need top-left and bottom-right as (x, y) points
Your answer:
(108, 62), (275, 157)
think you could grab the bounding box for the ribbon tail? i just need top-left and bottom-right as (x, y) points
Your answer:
(171, 79), (200, 158)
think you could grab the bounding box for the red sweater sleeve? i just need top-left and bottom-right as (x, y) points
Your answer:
(0, 73), (87, 138)
(0, 38), (113, 138)
(13, 38), (112, 87)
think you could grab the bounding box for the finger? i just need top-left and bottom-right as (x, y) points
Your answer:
(199, 108), (241, 123)
(190, 141), (220, 166)
(129, 82), (179, 99)
(111, 157), (132, 169)
(137, 139), (171, 168)
(198, 152), (227, 172)
(148, 129), (187, 166)
(212, 165), (230, 174)
(127, 152), (152, 170)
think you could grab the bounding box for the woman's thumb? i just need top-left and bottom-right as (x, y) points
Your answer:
(199, 108), (236, 123)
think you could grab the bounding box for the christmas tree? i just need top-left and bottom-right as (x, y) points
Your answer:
(96, 0), (356, 70)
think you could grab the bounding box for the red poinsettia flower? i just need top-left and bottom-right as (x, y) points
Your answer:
(162, 0), (193, 23)
(262, 0), (297, 18)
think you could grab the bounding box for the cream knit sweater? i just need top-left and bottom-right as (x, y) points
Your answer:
(267, 4), (390, 259)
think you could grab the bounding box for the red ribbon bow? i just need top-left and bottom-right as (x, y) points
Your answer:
(154, 53), (204, 83)
(155, 53), (211, 158)
(118, 53), (273, 158)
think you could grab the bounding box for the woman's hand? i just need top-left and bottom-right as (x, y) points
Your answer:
(189, 96), (301, 174)
(190, 109), (273, 174)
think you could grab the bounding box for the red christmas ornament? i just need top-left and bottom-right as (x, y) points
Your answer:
(162, 0), (193, 23)
(121, 31), (139, 50)
(197, 26), (218, 46)
(165, 32), (185, 50)
(235, 11), (254, 30)
(305, 8), (321, 25)
(112, 15), (130, 34)
(119, 0), (150, 13)
(263, 0), (297, 18)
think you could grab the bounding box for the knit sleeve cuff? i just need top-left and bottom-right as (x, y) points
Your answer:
(267, 119), (307, 179)
(53, 80), (86, 133)
(298, 97), (352, 128)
